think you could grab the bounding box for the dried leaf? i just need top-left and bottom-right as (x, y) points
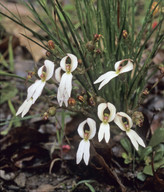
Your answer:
(0, 1), (46, 62)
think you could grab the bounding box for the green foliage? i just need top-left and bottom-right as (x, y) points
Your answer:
(121, 127), (164, 178)
(0, 0), (163, 114)
(149, 128), (164, 147)
(71, 179), (96, 192)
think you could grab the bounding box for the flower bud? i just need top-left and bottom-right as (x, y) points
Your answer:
(78, 59), (82, 65)
(93, 34), (102, 42)
(86, 41), (95, 52)
(132, 111), (144, 127)
(43, 112), (49, 120)
(48, 107), (56, 116)
(46, 51), (51, 57)
(78, 95), (85, 103)
(95, 49), (101, 55)
(68, 97), (76, 106)
(143, 88), (149, 95)
(151, 2), (159, 16)
(62, 144), (71, 153)
(48, 40), (55, 49)
(122, 30), (128, 39)
(89, 97), (96, 106)
(152, 21), (158, 29)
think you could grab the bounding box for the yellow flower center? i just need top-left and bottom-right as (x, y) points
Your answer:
(84, 130), (90, 141)
(124, 121), (130, 131)
(40, 71), (46, 82)
(103, 113), (109, 124)
(66, 64), (71, 74)
(116, 64), (123, 74)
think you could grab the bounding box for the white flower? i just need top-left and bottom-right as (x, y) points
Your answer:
(76, 118), (96, 165)
(114, 112), (145, 150)
(97, 103), (116, 143)
(94, 59), (133, 90)
(56, 53), (78, 107)
(16, 60), (54, 117)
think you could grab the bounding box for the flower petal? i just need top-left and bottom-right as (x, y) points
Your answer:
(67, 53), (78, 72)
(77, 120), (87, 139)
(98, 123), (106, 142)
(97, 103), (107, 121)
(21, 98), (33, 117)
(38, 65), (44, 78)
(94, 71), (116, 84)
(129, 129), (145, 148)
(117, 112), (133, 128)
(65, 73), (73, 97)
(114, 60), (123, 71)
(104, 123), (110, 143)
(58, 73), (67, 97)
(87, 118), (96, 139)
(63, 90), (69, 107)
(107, 102), (116, 122)
(119, 59), (133, 74)
(60, 55), (67, 71)
(114, 113), (126, 131)
(16, 99), (28, 116)
(44, 60), (55, 81)
(57, 88), (63, 107)
(98, 123), (110, 143)
(76, 140), (85, 164)
(32, 81), (46, 103)
(83, 140), (90, 165)
(95, 71), (118, 90)
(126, 130), (139, 150)
(55, 67), (62, 82)
(27, 80), (42, 101)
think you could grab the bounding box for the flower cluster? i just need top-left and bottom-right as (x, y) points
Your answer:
(76, 104), (145, 165)
(16, 60), (55, 117)
(16, 53), (77, 117)
(16, 53), (145, 166)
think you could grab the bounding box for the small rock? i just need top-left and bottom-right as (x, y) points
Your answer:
(14, 172), (26, 188)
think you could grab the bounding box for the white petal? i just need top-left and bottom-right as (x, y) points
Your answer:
(87, 118), (96, 139)
(60, 55), (67, 71)
(32, 81), (46, 103)
(76, 140), (85, 164)
(27, 80), (42, 101)
(21, 98), (33, 117)
(114, 60), (122, 71)
(63, 89), (69, 107)
(98, 123), (106, 142)
(44, 60), (55, 81)
(94, 71), (116, 84)
(107, 103), (116, 122)
(77, 120), (87, 139)
(83, 140), (90, 165)
(38, 65), (44, 78)
(67, 53), (78, 72)
(57, 88), (63, 107)
(114, 114), (126, 131)
(129, 129), (145, 148)
(98, 123), (110, 143)
(65, 73), (73, 97)
(55, 67), (62, 82)
(58, 73), (67, 97)
(94, 71), (118, 90)
(16, 99), (28, 116)
(117, 112), (133, 128)
(97, 103), (107, 121)
(126, 130), (139, 151)
(104, 123), (110, 143)
(119, 60), (133, 74)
